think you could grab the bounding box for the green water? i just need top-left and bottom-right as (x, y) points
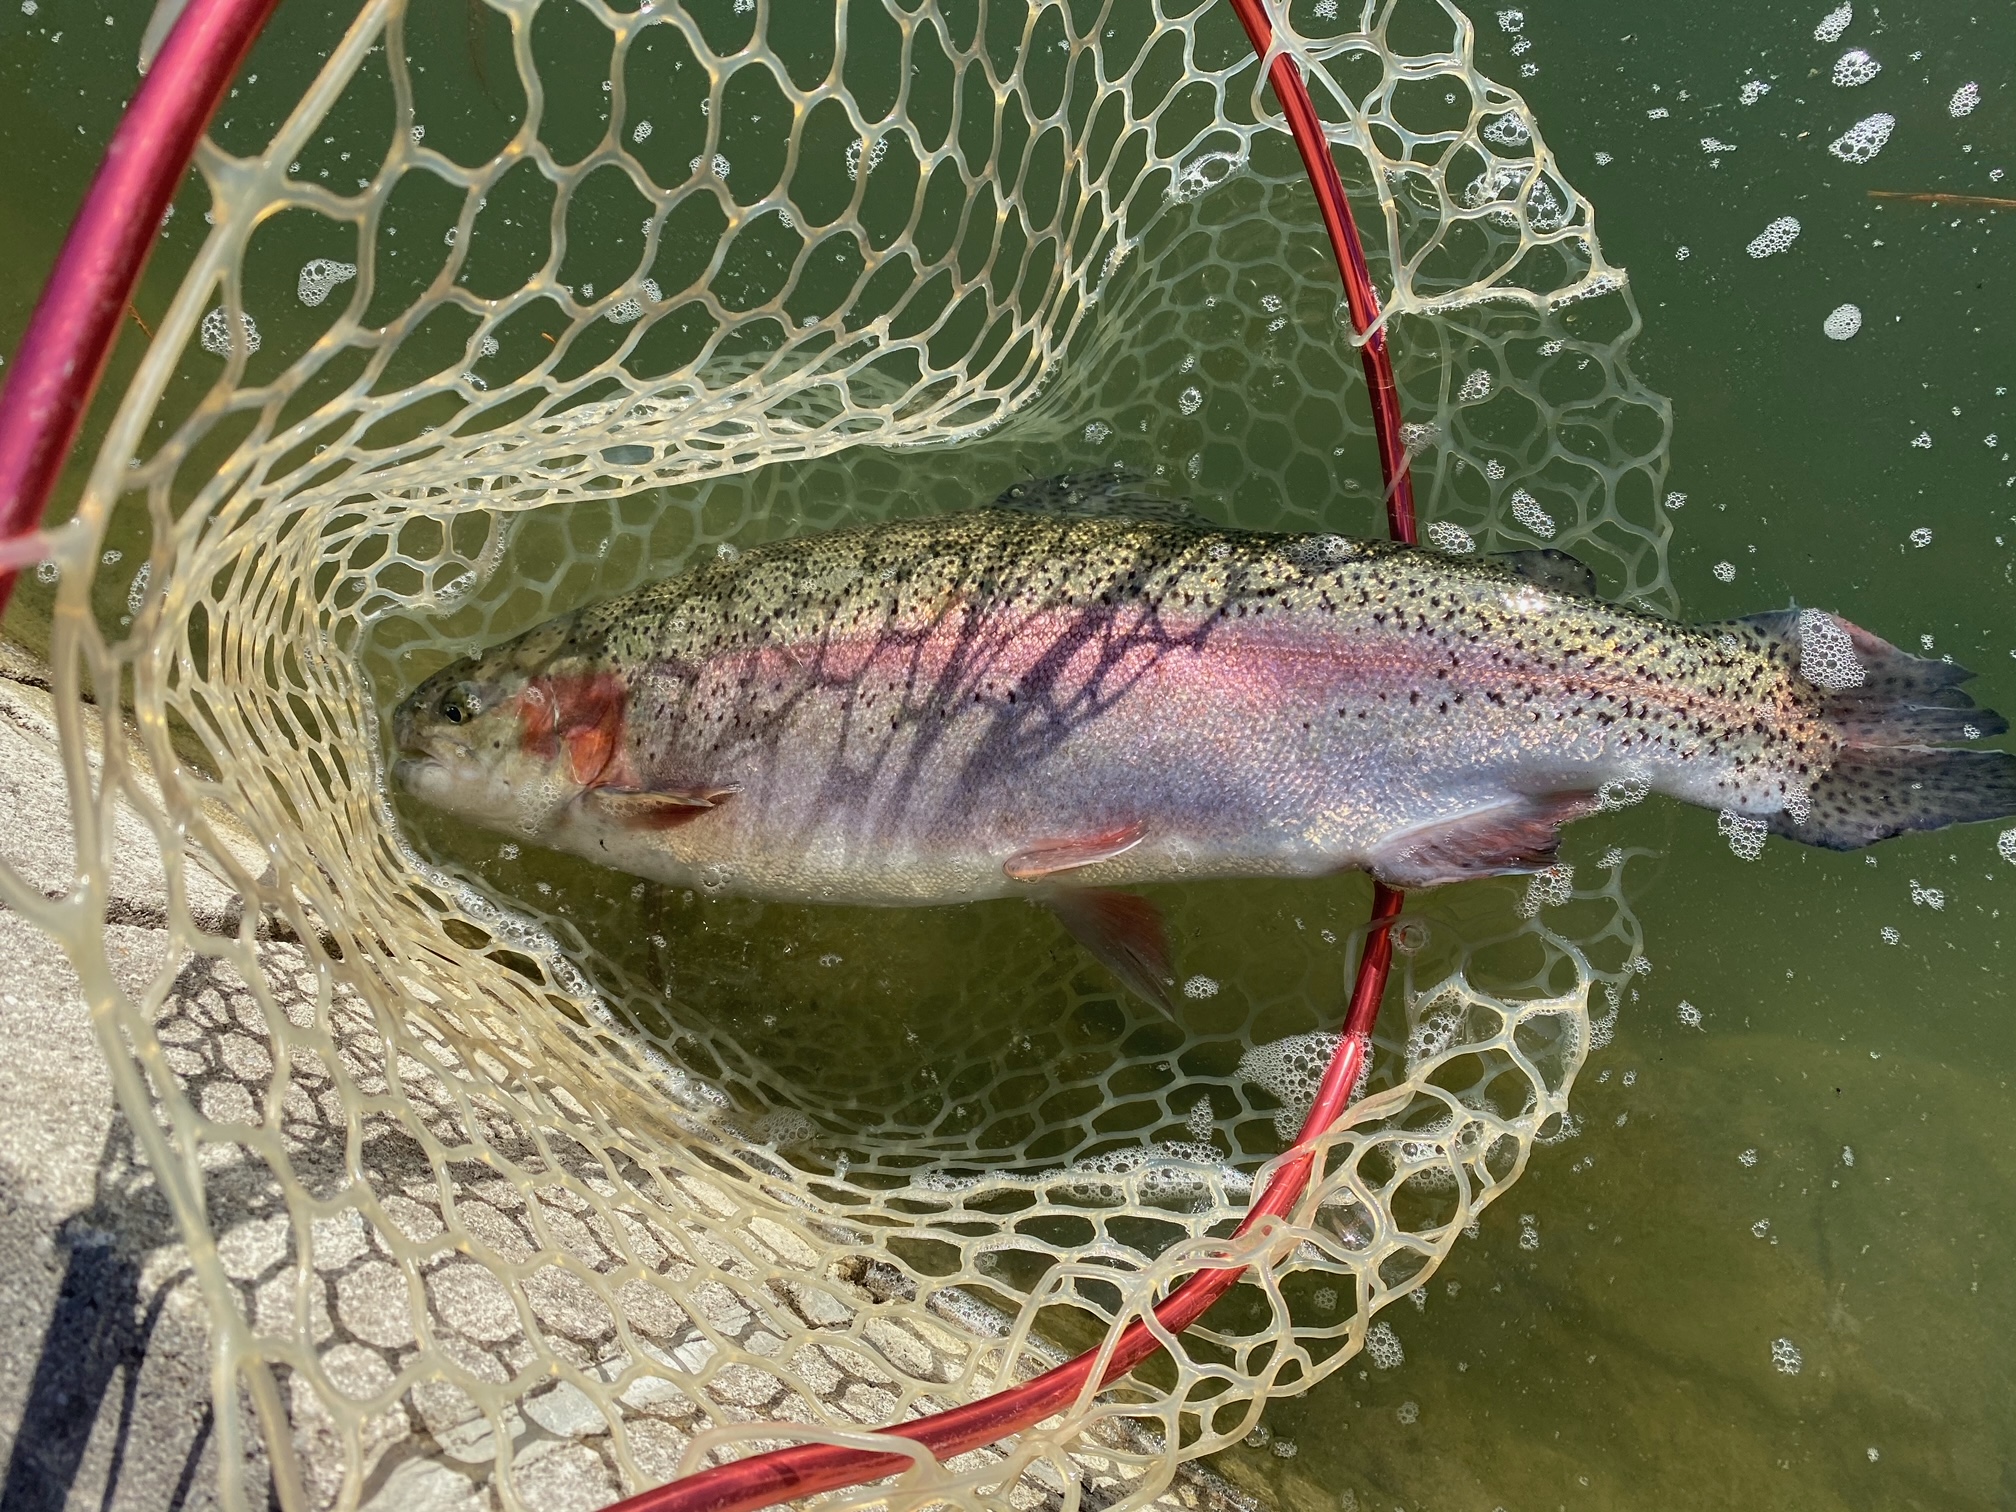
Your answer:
(4, 1), (2015, 1509)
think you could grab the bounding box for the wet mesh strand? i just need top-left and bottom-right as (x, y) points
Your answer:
(0, 2), (1673, 1508)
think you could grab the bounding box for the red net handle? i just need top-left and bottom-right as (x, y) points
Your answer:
(0, 0), (286, 615)
(604, 7), (1418, 1512)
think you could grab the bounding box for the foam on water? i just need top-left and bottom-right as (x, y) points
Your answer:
(1828, 113), (1894, 164)
(1830, 48), (1879, 87)
(1823, 303), (1863, 340)
(1745, 216), (1801, 257)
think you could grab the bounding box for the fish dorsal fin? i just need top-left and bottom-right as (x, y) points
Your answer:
(994, 469), (1203, 526)
(1488, 548), (1598, 598)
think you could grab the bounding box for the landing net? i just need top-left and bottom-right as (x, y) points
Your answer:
(0, 2), (1673, 1508)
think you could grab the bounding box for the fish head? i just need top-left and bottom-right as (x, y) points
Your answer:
(392, 615), (618, 834)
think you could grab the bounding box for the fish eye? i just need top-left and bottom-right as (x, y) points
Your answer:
(439, 683), (481, 724)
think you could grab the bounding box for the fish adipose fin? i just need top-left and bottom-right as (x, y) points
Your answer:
(1047, 888), (1178, 1018)
(1715, 609), (2016, 849)
(994, 469), (1204, 527)
(1004, 820), (1147, 881)
(1369, 791), (1603, 889)
(586, 784), (739, 829)
(1489, 548), (1598, 598)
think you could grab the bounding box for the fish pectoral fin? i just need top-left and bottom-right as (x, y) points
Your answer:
(1004, 821), (1148, 882)
(586, 784), (739, 829)
(1047, 888), (1178, 1019)
(1368, 792), (1602, 889)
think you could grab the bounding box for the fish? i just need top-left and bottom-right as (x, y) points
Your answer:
(392, 472), (2016, 1012)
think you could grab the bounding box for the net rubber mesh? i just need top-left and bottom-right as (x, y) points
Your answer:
(2, 1), (1675, 1507)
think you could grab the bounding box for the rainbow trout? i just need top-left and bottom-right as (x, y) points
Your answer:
(393, 475), (2016, 1010)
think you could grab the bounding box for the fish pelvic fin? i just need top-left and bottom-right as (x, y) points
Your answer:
(1368, 792), (1603, 889)
(1004, 821), (1147, 882)
(586, 784), (740, 829)
(1046, 888), (1178, 1018)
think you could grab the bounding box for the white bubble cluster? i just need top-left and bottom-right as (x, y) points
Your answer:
(1880, 925), (1900, 944)
(843, 136), (888, 181)
(1178, 385), (1203, 416)
(34, 560), (58, 584)
(1739, 79), (1772, 105)
(1425, 520), (1475, 554)
(1831, 48), (1880, 87)
(1082, 419), (1112, 444)
(1796, 608), (1865, 689)
(1813, 2), (1851, 42)
(1910, 526), (1933, 546)
(1238, 1031), (1343, 1138)
(1517, 1213), (1540, 1250)
(1771, 1337), (1803, 1375)
(1181, 974), (1219, 999)
(1713, 560), (1737, 583)
(1496, 8), (1523, 31)
(297, 258), (357, 307)
(1998, 828), (2016, 865)
(1823, 303), (1863, 340)
(1665, 490), (1688, 509)
(1949, 82), (1980, 117)
(631, 119), (653, 143)
(1399, 420), (1441, 455)
(604, 278), (662, 325)
(1701, 137), (1738, 154)
(1746, 216), (1802, 257)
(1365, 1321), (1405, 1368)
(1165, 147), (1243, 203)
(1841, 1146), (1855, 1167)
(1739, 1148), (1759, 1167)
(1677, 1000), (1704, 1029)
(1909, 880), (1945, 910)
(1457, 369), (1493, 402)
(1517, 864), (1575, 918)
(1599, 777), (1650, 810)
(689, 152), (732, 178)
(1482, 113), (1531, 147)
(1718, 810), (1767, 860)
(198, 307), (261, 357)
(125, 562), (151, 618)
(1509, 488), (1556, 538)
(1828, 113), (1894, 164)
(1395, 1401), (1420, 1425)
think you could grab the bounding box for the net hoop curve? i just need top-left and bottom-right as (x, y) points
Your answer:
(610, 5), (1419, 1508)
(0, 0), (285, 609)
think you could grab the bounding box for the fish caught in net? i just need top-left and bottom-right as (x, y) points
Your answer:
(0, 1), (1684, 1508)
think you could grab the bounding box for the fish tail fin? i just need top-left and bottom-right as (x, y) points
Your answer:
(1733, 609), (2016, 849)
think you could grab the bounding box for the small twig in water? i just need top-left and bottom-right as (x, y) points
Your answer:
(1868, 190), (2016, 210)
(127, 304), (153, 338)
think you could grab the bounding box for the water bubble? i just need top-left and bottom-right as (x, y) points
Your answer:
(1796, 609), (1865, 689)
(1675, 245), (1691, 261)
(1746, 216), (1802, 257)
(1828, 113), (1894, 164)
(1880, 925), (1900, 944)
(35, 560), (59, 584)
(125, 562), (151, 617)
(1166, 148), (1245, 204)
(1831, 48), (1880, 87)
(1717, 810), (1765, 859)
(1399, 420), (1441, 455)
(1677, 1000), (1704, 1029)
(632, 119), (653, 143)
(1739, 79), (1772, 105)
(1647, 107), (1670, 121)
(1182, 975), (1219, 1000)
(1271, 1439), (1298, 1459)
(1909, 526), (1933, 546)
(1365, 1321), (1405, 1368)
(1998, 829), (2016, 865)
(1701, 136), (1738, 154)
(1239, 1031), (1342, 1139)
(1712, 560), (1737, 583)
(1178, 385), (1203, 416)
(1313, 1286), (1338, 1311)
(1813, 2), (1851, 42)
(409, 124), (425, 144)
(1823, 303), (1863, 340)
(1517, 1213), (1540, 1251)
(1770, 1337), (1803, 1375)
(1083, 419), (1112, 445)
(1395, 1401), (1420, 1425)
(297, 258), (357, 307)
(1598, 778), (1649, 810)
(1516, 864), (1575, 918)
(1948, 82), (1980, 117)
(1751, 1218), (1772, 1238)
(1482, 113), (1531, 147)
(1909, 880), (1946, 910)
(1841, 1145), (1856, 1167)
(1665, 490), (1688, 509)
(1739, 1148), (1759, 1167)
(1509, 488), (1556, 539)
(1457, 369), (1493, 402)
(1866, 1447), (1881, 1463)
(198, 307), (261, 356)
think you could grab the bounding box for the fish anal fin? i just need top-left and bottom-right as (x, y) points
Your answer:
(1370, 792), (1601, 889)
(1047, 888), (1177, 1018)
(1488, 548), (1598, 598)
(587, 784), (739, 830)
(1005, 821), (1147, 882)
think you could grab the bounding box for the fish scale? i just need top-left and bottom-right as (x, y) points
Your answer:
(392, 491), (2016, 1010)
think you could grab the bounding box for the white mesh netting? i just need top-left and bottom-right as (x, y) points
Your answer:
(2, 0), (1676, 1507)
